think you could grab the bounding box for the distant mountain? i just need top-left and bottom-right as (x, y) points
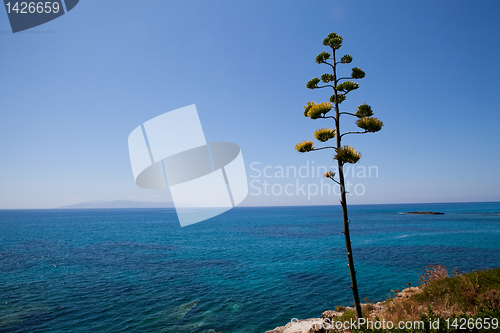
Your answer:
(58, 200), (177, 209)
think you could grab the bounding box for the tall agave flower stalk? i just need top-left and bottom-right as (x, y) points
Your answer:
(295, 32), (383, 319)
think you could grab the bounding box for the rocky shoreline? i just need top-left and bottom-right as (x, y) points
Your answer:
(265, 287), (423, 333)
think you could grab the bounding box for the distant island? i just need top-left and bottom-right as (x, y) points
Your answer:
(403, 211), (444, 215)
(57, 200), (177, 209)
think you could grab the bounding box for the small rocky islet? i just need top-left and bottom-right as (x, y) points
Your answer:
(403, 211), (444, 215)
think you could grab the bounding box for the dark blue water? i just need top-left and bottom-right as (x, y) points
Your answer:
(1, 202), (499, 332)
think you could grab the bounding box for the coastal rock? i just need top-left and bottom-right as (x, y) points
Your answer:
(321, 310), (343, 319)
(394, 287), (423, 301)
(368, 287), (423, 320)
(266, 287), (425, 333)
(266, 326), (285, 333)
(265, 318), (325, 333)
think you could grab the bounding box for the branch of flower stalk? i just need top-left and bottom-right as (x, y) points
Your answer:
(340, 131), (368, 138)
(317, 115), (337, 124)
(336, 77), (354, 84)
(339, 112), (358, 117)
(315, 84), (335, 90)
(318, 61), (335, 71)
(326, 176), (341, 186)
(311, 146), (337, 151)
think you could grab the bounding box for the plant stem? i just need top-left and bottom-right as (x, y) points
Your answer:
(332, 48), (363, 319)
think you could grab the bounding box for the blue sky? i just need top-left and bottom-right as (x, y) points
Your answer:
(0, 0), (499, 209)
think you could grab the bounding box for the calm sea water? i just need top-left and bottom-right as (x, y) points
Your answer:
(1, 202), (499, 333)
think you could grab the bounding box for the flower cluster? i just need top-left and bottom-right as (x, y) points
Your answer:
(295, 140), (315, 153)
(329, 94), (346, 105)
(324, 171), (336, 179)
(351, 67), (365, 79)
(315, 51), (331, 64)
(313, 128), (336, 142)
(321, 73), (335, 83)
(356, 117), (384, 132)
(306, 77), (320, 89)
(340, 54), (352, 63)
(334, 145), (361, 164)
(336, 81), (359, 93)
(322, 32), (343, 49)
(355, 104), (373, 118)
(304, 101), (332, 119)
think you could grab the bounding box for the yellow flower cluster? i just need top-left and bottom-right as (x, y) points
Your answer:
(295, 140), (315, 153)
(324, 171), (336, 179)
(313, 128), (336, 142)
(304, 101), (332, 119)
(356, 117), (383, 132)
(334, 145), (361, 164)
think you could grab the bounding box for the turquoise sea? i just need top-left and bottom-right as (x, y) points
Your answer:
(1, 202), (500, 333)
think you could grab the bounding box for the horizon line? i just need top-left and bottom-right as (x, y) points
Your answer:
(0, 200), (499, 211)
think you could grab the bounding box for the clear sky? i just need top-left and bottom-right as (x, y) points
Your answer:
(0, 0), (499, 209)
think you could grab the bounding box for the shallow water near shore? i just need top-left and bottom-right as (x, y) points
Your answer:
(1, 202), (499, 333)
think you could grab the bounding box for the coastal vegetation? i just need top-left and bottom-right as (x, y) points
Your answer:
(295, 32), (384, 318)
(268, 265), (500, 332)
(318, 265), (500, 332)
